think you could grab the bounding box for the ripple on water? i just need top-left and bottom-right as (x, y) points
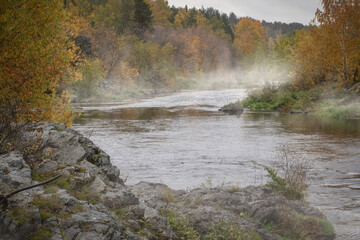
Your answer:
(73, 89), (360, 240)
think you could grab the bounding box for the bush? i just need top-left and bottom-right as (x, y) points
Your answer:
(254, 145), (308, 200)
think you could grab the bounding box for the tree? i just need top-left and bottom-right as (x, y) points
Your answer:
(233, 18), (267, 64)
(145, 0), (171, 26)
(134, 0), (153, 30)
(0, 0), (81, 126)
(313, 0), (360, 87)
(95, 0), (135, 35)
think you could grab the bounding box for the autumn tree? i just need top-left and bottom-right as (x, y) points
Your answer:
(145, 0), (171, 26)
(0, 0), (81, 126)
(312, 0), (360, 87)
(233, 18), (267, 65)
(95, 0), (135, 35)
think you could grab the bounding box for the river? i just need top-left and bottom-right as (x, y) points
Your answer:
(73, 89), (360, 240)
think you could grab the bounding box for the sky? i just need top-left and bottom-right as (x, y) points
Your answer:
(167, 0), (323, 25)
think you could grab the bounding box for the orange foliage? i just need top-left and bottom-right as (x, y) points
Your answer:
(0, 0), (81, 126)
(234, 18), (267, 64)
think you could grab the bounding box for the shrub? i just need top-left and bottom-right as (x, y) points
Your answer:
(254, 145), (309, 200)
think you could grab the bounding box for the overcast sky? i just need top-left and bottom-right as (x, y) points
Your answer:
(167, 0), (322, 25)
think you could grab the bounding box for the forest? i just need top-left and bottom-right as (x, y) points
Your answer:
(0, 0), (359, 127)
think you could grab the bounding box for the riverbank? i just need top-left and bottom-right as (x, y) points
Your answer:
(0, 123), (335, 240)
(238, 82), (360, 120)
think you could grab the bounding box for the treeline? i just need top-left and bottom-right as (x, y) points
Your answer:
(2, 0), (334, 127)
(274, 0), (360, 89)
(242, 0), (360, 116)
(67, 0), (306, 97)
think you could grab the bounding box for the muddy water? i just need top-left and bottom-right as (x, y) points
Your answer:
(73, 89), (360, 240)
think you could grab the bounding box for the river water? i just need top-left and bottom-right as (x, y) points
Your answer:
(73, 89), (360, 240)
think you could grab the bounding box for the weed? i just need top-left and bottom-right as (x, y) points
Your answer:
(205, 219), (261, 240)
(68, 186), (101, 205)
(254, 145), (309, 200)
(29, 226), (52, 240)
(240, 212), (253, 220)
(113, 209), (125, 220)
(7, 207), (30, 224)
(228, 185), (241, 193)
(160, 208), (200, 240)
(160, 189), (178, 203)
(274, 209), (335, 240)
(32, 194), (64, 221)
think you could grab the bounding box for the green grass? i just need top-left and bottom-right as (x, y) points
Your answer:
(160, 208), (200, 240)
(241, 83), (321, 112)
(317, 100), (360, 120)
(205, 219), (261, 240)
(274, 210), (335, 240)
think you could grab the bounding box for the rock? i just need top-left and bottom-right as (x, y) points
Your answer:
(219, 102), (244, 115)
(37, 161), (59, 173)
(0, 208), (42, 240)
(0, 123), (335, 240)
(130, 182), (335, 240)
(89, 176), (107, 194)
(101, 189), (139, 209)
(0, 151), (32, 194)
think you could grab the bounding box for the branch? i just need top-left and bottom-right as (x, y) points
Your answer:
(5, 174), (62, 198)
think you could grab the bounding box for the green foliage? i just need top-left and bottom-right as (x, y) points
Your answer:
(95, 0), (135, 34)
(253, 145), (309, 201)
(242, 83), (322, 112)
(317, 99), (360, 120)
(275, 210), (335, 240)
(205, 219), (262, 240)
(71, 58), (104, 99)
(33, 194), (64, 221)
(29, 226), (52, 240)
(134, 0), (153, 30)
(161, 208), (200, 240)
(7, 207), (30, 224)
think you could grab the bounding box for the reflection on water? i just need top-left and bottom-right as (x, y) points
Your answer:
(73, 89), (360, 240)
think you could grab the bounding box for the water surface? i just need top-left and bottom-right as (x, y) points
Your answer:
(74, 89), (360, 240)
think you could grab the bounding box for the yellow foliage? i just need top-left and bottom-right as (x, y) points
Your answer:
(233, 18), (266, 64)
(0, 0), (81, 126)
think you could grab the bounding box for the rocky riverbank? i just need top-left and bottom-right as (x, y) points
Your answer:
(0, 123), (335, 240)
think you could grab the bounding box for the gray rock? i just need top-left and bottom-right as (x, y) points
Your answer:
(101, 189), (139, 209)
(0, 151), (32, 194)
(219, 102), (244, 115)
(89, 176), (107, 194)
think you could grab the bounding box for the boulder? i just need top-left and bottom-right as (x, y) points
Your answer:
(219, 102), (244, 115)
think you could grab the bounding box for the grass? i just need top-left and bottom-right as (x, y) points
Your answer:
(205, 219), (261, 240)
(6, 207), (30, 224)
(29, 226), (52, 240)
(32, 170), (101, 205)
(316, 100), (360, 119)
(161, 208), (263, 240)
(160, 208), (200, 240)
(160, 189), (178, 203)
(241, 83), (321, 112)
(32, 194), (65, 221)
(274, 209), (335, 240)
(241, 82), (360, 120)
